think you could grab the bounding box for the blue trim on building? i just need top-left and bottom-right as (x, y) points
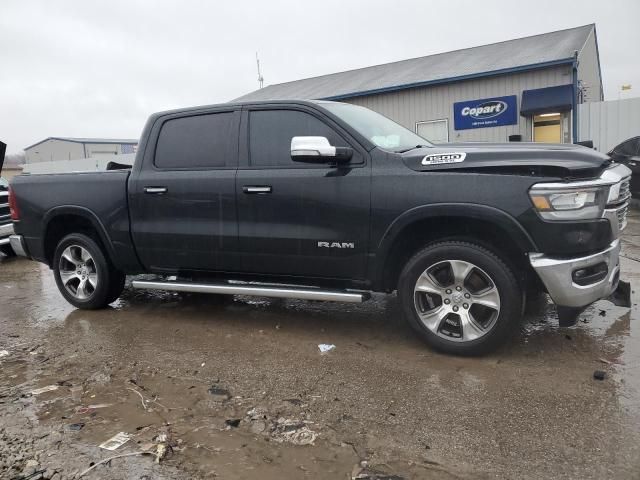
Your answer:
(320, 58), (576, 101)
(572, 55), (579, 143)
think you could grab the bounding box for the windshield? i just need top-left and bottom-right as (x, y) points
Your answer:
(322, 102), (433, 152)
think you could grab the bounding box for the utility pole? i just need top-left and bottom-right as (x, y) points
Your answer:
(256, 52), (264, 89)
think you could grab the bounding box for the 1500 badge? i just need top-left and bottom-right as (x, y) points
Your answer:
(421, 152), (466, 165)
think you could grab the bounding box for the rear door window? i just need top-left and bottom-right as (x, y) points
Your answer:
(155, 112), (238, 169)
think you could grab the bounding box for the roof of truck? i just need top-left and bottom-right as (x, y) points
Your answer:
(149, 99), (335, 118)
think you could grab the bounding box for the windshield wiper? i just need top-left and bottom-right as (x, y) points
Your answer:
(397, 145), (429, 153)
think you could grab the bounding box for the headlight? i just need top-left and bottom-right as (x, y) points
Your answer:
(529, 186), (607, 220)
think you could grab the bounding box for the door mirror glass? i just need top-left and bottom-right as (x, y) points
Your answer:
(290, 136), (352, 163)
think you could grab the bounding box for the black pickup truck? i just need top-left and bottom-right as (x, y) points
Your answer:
(8, 100), (632, 354)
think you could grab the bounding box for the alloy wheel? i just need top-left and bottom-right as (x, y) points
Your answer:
(58, 245), (99, 300)
(413, 259), (501, 342)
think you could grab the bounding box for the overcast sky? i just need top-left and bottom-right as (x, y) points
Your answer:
(1, 0), (639, 154)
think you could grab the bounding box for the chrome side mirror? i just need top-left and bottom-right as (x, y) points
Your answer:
(290, 136), (353, 163)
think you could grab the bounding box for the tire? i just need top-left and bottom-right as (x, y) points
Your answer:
(398, 240), (522, 356)
(0, 244), (16, 257)
(53, 233), (123, 310)
(105, 270), (126, 305)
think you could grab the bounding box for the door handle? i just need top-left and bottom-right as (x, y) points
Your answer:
(243, 186), (272, 194)
(144, 187), (168, 194)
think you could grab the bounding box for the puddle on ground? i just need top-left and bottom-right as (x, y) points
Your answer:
(1, 209), (639, 479)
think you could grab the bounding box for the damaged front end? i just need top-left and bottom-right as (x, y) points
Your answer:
(527, 163), (632, 325)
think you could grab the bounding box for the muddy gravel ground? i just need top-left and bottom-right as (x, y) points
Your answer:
(1, 211), (640, 480)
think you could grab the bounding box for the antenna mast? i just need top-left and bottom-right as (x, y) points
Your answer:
(256, 52), (264, 89)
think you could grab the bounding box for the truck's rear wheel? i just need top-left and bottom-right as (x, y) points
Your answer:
(53, 233), (124, 310)
(398, 241), (522, 355)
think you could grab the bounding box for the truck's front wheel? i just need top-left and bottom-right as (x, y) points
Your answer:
(398, 241), (522, 355)
(53, 233), (124, 310)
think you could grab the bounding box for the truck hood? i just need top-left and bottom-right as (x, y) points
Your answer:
(401, 142), (612, 180)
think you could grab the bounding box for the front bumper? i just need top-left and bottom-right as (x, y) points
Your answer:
(529, 240), (621, 308)
(0, 222), (14, 247)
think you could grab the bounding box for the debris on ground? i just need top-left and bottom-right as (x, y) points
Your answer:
(243, 408), (318, 445)
(225, 418), (241, 428)
(151, 430), (175, 463)
(593, 370), (607, 381)
(318, 344), (336, 354)
(351, 461), (406, 479)
(127, 386), (151, 411)
(599, 310), (606, 317)
(208, 385), (231, 402)
(0, 349), (9, 358)
(67, 423), (85, 431)
(598, 357), (612, 365)
(271, 418), (318, 445)
(155, 444), (168, 463)
(99, 432), (133, 451)
(30, 385), (59, 395)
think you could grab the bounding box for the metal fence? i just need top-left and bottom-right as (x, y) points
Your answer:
(579, 97), (640, 153)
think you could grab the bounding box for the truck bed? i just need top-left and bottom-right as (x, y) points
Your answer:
(10, 170), (139, 269)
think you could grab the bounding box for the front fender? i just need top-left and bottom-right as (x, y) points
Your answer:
(374, 203), (538, 288)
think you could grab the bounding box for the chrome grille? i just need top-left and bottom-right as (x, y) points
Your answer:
(0, 190), (10, 226)
(616, 203), (629, 231)
(619, 178), (631, 202)
(614, 177), (631, 232)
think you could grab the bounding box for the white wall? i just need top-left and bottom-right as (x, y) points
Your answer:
(579, 97), (640, 152)
(25, 140), (136, 163)
(21, 153), (135, 174)
(85, 143), (121, 157)
(25, 139), (84, 163)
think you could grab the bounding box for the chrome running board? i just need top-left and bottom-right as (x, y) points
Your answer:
(131, 279), (369, 303)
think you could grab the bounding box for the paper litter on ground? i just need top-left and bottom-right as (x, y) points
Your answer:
(99, 432), (132, 451)
(31, 385), (59, 395)
(318, 344), (336, 353)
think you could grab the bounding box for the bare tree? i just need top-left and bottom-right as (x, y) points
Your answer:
(3, 151), (26, 167)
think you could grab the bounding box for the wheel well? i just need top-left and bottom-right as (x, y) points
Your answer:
(44, 214), (107, 265)
(381, 216), (534, 292)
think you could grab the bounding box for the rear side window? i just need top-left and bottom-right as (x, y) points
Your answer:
(155, 112), (237, 169)
(249, 110), (349, 167)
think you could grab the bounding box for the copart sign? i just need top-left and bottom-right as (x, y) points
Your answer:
(453, 95), (517, 130)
